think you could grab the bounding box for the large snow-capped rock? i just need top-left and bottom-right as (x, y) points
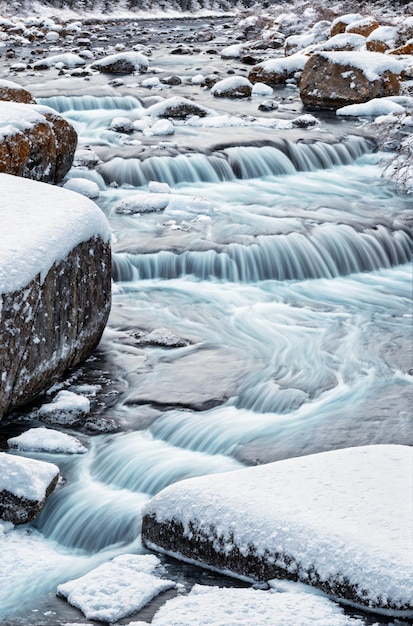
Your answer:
(0, 452), (59, 524)
(299, 51), (403, 110)
(0, 79), (35, 104)
(142, 445), (413, 616)
(0, 174), (111, 420)
(0, 101), (77, 183)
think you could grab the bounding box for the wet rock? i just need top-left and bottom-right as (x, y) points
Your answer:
(300, 51), (402, 110)
(258, 99), (279, 111)
(160, 74), (182, 85)
(0, 452), (59, 524)
(134, 328), (191, 348)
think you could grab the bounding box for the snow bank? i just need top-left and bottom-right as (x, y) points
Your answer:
(57, 554), (175, 622)
(142, 445), (413, 615)
(0, 452), (59, 502)
(8, 427), (87, 454)
(0, 174), (110, 294)
(131, 584), (365, 626)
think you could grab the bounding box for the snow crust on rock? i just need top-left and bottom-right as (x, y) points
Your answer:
(39, 390), (90, 416)
(57, 554), (175, 622)
(144, 445), (413, 612)
(317, 51), (404, 82)
(91, 51), (148, 72)
(210, 76), (252, 96)
(8, 427), (87, 454)
(0, 452), (59, 501)
(34, 52), (85, 67)
(0, 173), (110, 294)
(252, 53), (308, 74)
(144, 96), (213, 118)
(63, 177), (100, 198)
(0, 100), (46, 140)
(129, 584), (364, 626)
(337, 98), (405, 117)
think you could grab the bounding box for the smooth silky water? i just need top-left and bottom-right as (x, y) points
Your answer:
(1, 17), (412, 626)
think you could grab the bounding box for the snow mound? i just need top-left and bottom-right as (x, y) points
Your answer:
(63, 178), (100, 199)
(133, 584), (364, 626)
(337, 98), (406, 117)
(8, 427), (87, 454)
(142, 445), (413, 615)
(57, 554), (175, 622)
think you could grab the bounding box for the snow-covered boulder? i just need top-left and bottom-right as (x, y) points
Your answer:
(0, 452), (59, 524)
(0, 174), (111, 420)
(210, 76), (253, 98)
(0, 102), (77, 183)
(300, 51), (403, 110)
(330, 13), (363, 37)
(142, 445), (413, 615)
(145, 96), (211, 119)
(248, 54), (307, 86)
(0, 79), (35, 104)
(345, 16), (379, 38)
(91, 51), (148, 75)
(366, 26), (398, 53)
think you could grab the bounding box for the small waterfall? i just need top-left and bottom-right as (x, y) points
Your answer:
(98, 137), (372, 187)
(33, 481), (147, 552)
(38, 94), (144, 113)
(89, 431), (242, 495)
(112, 226), (411, 283)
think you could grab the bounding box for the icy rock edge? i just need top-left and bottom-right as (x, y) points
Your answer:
(142, 445), (413, 617)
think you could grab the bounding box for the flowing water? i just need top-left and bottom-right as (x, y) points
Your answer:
(0, 15), (412, 626)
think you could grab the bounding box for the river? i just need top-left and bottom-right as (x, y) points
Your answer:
(0, 14), (412, 626)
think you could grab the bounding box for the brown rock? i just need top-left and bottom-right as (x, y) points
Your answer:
(330, 13), (363, 37)
(299, 51), (402, 110)
(366, 40), (390, 53)
(0, 102), (77, 183)
(249, 55), (307, 86)
(346, 17), (379, 38)
(390, 41), (413, 55)
(0, 80), (36, 104)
